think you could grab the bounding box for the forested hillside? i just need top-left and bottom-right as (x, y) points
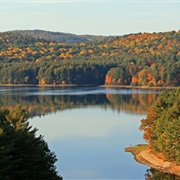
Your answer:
(0, 30), (180, 86)
(10, 30), (105, 44)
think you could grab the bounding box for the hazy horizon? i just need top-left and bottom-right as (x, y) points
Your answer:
(1, 28), (180, 37)
(0, 0), (179, 36)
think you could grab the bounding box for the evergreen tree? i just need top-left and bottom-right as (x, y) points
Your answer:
(140, 88), (180, 162)
(0, 106), (63, 180)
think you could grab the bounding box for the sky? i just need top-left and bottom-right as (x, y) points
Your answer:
(0, 0), (179, 36)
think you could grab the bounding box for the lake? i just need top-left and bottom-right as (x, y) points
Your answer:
(0, 86), (166, 179)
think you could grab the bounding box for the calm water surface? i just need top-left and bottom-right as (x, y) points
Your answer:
(0, 86), (164, 179)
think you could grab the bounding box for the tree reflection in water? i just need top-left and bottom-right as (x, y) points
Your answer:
(145, 168), (180, 180)
(0, 87), (159, 118)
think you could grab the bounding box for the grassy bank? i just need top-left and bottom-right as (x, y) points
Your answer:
(125, 144), (148, 155)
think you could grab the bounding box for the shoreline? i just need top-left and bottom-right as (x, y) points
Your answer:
(125, 146), (180, 177)
(100, 85), (178, 89)
(0, 84), (178, 89)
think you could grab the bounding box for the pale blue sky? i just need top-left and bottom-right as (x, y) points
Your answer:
(0, 0), (179, 35)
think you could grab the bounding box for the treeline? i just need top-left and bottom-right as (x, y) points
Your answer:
(11, 29), (106, 44)
(0, 30), (180, 86)
(0, 60), (115, 84)
(140, 88), (180, 162)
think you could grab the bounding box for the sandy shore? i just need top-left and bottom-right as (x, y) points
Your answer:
(136, 150), (180, 176)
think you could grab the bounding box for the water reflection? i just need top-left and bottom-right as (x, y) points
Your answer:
(31, 107), (148, 179)
(31, 108), (144, 141)
(0, 86), (159, 117)
(0, 86), (166, 179)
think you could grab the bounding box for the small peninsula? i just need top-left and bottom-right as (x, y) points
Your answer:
(125, 145), (180, 177)
(126, 88), (180, 177)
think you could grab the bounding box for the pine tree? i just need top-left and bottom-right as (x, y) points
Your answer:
(0, 106), (63, 180)
(140, 88), (180, 162)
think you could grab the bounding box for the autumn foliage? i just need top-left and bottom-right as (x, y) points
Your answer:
(139, 88), (180, 162)
(0, 30), (180, 86)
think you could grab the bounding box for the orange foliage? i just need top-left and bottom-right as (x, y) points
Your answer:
(106, 94), (111, 99)
(88, 49), (94, 54)
(80, 50), (86, 55)
(105, 75), (113, 84)
(60, 53), (68, 59)
(147, 73), (153, 81)
(148, 94), (154, 104)
(69, 48), (73, 53)
(139, 105), (157, 142)
(132, 76), (138, 84)
(103, 44), (108, 48)
(39, 78), (46, 85)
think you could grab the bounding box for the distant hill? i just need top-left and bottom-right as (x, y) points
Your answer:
(10, 29), (106, 44)
(0, 30), (179, 86)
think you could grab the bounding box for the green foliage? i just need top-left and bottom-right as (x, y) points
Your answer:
(0, 30), (180, 86)
(140, 88), (180, 162)
(106, 66), (131, 85)
(125, 144), (148, 156)
(0, 106), (62, 180)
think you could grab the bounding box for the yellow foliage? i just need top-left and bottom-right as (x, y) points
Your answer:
(39, 78), (46, 84)
(102, 52), (108, 56)
(60, 53), (68, 59)
(59, 48), (66, 52)
(49, 42), (55, 46)
(32, 51), (38, 55)
(80, 43), (86, 46)
(69, 48), (73, 53)
(49, 48), (54, 52)
(35, 59), (41, 63)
